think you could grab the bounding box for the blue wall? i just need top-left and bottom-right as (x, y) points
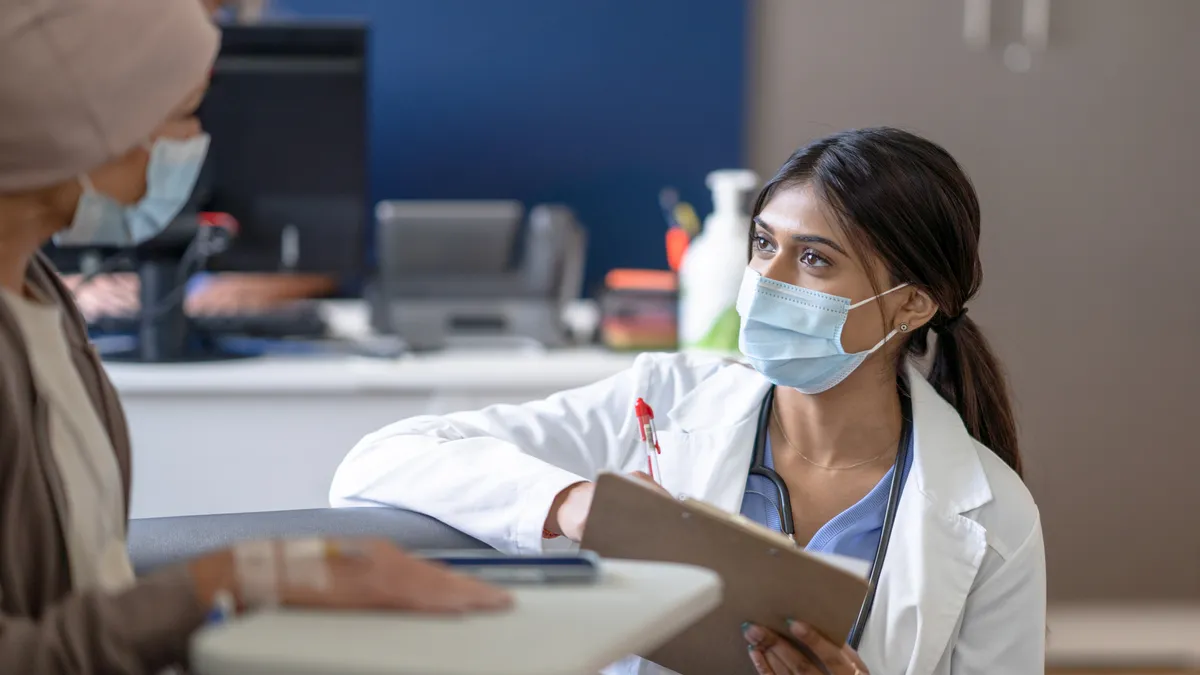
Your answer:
(272, 0), (748, 291)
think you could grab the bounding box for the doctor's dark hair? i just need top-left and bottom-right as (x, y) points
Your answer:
(750, 127), (1022, 477)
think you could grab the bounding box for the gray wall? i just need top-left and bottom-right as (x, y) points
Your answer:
(749, 0), (1200, 602)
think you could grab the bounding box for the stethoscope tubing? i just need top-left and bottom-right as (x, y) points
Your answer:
(749, 384), (913, 650)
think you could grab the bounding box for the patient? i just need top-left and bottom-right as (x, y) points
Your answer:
(62, 0), (337, 324)
(0, 1), (507, 672)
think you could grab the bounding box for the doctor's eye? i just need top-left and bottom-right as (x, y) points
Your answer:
(753, 236), (776, 254)
(799, 248), (831, 268)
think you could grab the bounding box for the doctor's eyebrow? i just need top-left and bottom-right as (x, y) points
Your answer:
(752, 217), (849, 256)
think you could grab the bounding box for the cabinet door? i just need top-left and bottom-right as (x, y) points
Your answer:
(751, 0), (1200, 601)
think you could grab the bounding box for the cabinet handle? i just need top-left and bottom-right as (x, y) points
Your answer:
(1023, 0), (1051, 51)
(963, 0), (991, 50)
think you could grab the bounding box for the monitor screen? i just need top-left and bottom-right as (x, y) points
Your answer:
(196, 22), (369, 279)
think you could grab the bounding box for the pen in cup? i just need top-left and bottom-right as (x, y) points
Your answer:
(634, 398), (663, 484)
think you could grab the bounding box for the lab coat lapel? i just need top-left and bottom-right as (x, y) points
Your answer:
(863, 491), (987, 674)
(860, 364), (991, 675)
(664, 360), (770, 510)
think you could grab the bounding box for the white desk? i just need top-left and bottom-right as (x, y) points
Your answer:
(191, 559), (722, 675)
(108, 347), (636, 519)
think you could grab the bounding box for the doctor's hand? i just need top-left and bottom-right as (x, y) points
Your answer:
(743, 621), (869, 675)
(545, 471), (668, 542)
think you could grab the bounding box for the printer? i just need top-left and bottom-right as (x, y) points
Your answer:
(369, 200), (587, 351)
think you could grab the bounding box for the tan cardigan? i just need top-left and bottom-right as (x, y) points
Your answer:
(0, 254), (207, 674)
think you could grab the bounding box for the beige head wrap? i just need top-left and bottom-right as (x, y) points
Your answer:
(0, 0), (220, 193)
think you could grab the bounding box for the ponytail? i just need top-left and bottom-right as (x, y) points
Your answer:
(923, 316), (1022, 477)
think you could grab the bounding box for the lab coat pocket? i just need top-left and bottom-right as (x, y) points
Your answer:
(641, 429), (697, 498)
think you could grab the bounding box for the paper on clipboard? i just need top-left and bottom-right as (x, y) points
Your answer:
(581, 473), (871, 675)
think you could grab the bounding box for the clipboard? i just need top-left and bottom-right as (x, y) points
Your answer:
(581, 473), (870, 675)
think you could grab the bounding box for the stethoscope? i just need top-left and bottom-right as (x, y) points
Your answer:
(747, 384), (913, 650)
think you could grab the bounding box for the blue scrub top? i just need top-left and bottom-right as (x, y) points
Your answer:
(740, 433), (914, 564)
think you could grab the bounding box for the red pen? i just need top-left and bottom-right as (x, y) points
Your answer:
(634, 398), (663, 484)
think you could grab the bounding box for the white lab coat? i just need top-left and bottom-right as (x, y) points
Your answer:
(330, 352), (1046, 675)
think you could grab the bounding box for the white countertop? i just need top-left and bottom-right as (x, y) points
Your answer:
(105, 348), (638, 395)
(103, 300), (636, 395)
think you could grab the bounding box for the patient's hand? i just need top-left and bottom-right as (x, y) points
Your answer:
(546, 472), (668, 542)
(191, 538), (513, 615)
(285, 538), (513, 614)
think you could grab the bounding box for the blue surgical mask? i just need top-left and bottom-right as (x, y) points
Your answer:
(54, 133), (210, 248)
(736, 268), (908, 394)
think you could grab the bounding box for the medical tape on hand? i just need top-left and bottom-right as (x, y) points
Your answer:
(281, 537), (331, 592)
(233, 540), (279, 608)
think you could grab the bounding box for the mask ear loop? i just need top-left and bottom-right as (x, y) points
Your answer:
(864, 327), (899, 355)
(850, 283), (911, 355)
(78, 174), (97, 194)
(65, 174), (107, 242)
(847, 282), (909, 310)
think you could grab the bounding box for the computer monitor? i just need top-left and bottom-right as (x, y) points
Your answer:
(45, 22), (369, 362)
(197, 22), (368, 277)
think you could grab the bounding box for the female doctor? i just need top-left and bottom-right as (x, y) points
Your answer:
(331, 127), (1046, 675)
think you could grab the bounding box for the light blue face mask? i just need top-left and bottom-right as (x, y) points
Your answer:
(736, 268), (908, 394)
(54, 133), (210, 248)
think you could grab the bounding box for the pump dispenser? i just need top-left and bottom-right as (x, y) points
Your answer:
(677, 169), (759, 352)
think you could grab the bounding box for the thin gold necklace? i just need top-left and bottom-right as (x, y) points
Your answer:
(771, 405), (893, 471)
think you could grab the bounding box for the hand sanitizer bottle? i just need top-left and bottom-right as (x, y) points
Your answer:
(677, 169), (759, 353)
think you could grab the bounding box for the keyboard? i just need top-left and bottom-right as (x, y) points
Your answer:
(89, 304), (329, 340)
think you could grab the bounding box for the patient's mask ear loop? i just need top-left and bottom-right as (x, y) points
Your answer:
(78, 174), (98, 194)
